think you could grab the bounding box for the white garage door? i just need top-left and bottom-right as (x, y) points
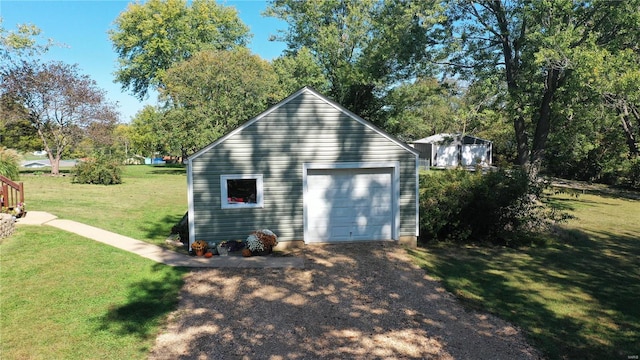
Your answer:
(305, 168), (393, 242)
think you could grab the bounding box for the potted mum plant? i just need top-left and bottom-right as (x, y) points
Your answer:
(191, 240), (208, 256)
(245, 229), (278, 256)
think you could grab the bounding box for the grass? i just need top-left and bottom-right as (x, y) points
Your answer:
(409, 189), (640, 359)
(0, 226), (188, 359)
(7, 165), (639, 358)
(1, 165), (189, 358)
(20, 165), (188, 247)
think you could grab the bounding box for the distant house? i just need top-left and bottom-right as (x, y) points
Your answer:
(21, 161), (49, 169)
(412, 133), (492, 168)
(186, 87), (419, 249)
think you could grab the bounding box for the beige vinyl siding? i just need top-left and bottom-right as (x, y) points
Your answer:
(190, 90), (417, 243)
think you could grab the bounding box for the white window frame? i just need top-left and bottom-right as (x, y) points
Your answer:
(220, 174), (264, 209)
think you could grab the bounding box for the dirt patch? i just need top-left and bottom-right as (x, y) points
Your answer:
(150, 242), (541, 359)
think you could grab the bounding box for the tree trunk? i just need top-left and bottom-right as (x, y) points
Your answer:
(513, 110), (530, 169)
(181, 147), (189, 164)
(51, 155), (61, 175)
(603, 93), (640, 159)
(528, 68), (561, 179)
(618, 101), (640, 158)
(38, 134), (59, 175)
(490, 0), (533, 172)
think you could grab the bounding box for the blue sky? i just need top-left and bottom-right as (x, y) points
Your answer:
(0, 0), (288, 122)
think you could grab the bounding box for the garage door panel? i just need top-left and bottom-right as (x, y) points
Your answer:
(327, 224), (392, 241)
(306, 168), (393, 242)
(325, 197), (392, 211)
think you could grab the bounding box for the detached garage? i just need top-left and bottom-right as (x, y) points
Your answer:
(186, 87), (419, 248)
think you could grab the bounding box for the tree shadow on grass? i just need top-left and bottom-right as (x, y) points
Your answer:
(551, 183), (640, 201)
(95, 263), (188, 340)
(551, 229), (640, 357)
(416, 227), (640, 359)
(149, 165), (186, 176)
(140, 213), (185, 243)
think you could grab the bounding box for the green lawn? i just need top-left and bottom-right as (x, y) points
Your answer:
(6, 166), (639, 358)
(410, 189), (640, 359)
(1, 165), (189, 359)
(0, 227), (187, 359)
(20, 165), (188, 247)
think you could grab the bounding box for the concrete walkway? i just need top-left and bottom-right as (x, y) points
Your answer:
(16, 211), (304, 269)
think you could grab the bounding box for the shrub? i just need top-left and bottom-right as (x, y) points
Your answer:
(72, 156), (122, 185)
(419, 167), (561, 246)
(0, 147), (21, 180)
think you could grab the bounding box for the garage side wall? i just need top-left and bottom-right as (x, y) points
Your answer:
(190, 90), (417, 243)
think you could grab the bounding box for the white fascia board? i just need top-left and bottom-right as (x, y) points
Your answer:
(186, 162), (196, 249)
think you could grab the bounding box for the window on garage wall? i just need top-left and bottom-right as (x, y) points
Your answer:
(220, 174), (263, 209)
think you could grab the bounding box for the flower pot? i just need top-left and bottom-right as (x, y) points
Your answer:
(217, 244), (229, 256)
(191, 240), (208, 256)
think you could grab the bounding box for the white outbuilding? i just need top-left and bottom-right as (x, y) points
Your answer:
(412, 133), (492, 168)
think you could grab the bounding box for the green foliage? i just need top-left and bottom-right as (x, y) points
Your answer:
(1, 60), (118, 175)
(383, 78), (462, 141)
(109, 0), (250, 99)
(611, 157), (640, 190)
(0, 146), (21, 180)
(266, 0), (441, 122)
(72, 156), (123, 185)
(128, 106), (168, 157)
(160, 48), (279, 156)
(0, 19), (53, 62)
(419, 168), (562, 246)
(272, 47), (329, 96)
(0, 118), (41, 151)
(434, 0), (640, 178)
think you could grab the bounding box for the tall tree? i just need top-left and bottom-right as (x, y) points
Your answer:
(0, 116), (41, 151)
(128, 105), (171, 158)
(160, 48), (279, 157)
(595, 50), (640, 159)
(1, 20), (55, 132)
(266, 0), (441, 123)
(109, 0), (251, 99)
(0, 61), (118, 174)
(383, 77), (462, 142)
(272, 47), (329, 96)
(0, 19), (53, 64)
(434, 0), (640, 178)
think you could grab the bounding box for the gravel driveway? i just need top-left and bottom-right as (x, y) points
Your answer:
(150, 242), (541, 359)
